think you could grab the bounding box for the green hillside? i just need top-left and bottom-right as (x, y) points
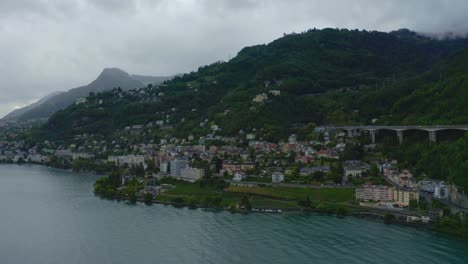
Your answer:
(34, 28), (467, 142)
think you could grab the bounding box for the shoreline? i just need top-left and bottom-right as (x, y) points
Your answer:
(97, 191), (434, 231)
(0, 162), (460, 238)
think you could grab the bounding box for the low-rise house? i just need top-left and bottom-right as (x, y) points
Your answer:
(272, 172), (285, 183)
(299, 166), (330, 176)
(221, 161), (255, 175)
(386, 169), (417, 189)
(344, 160), (370, 179)
(233, 172), (246, 182)
(252, 93), (268, 103)
(295, 156), (314, 163)
(75, 97), (87, 105)
(397, 170), (416, 188)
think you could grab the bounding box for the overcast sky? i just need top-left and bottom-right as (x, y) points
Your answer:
(0, 0), (467, 118)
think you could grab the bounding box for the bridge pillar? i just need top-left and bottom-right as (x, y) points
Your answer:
(347, 129), (353, 138)
(369, 130), (377, 144)
(429, 130), (437, 143)
(396, 130), (403, 144)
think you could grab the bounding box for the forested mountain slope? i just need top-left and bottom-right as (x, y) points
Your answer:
(35, 28), (468, 141)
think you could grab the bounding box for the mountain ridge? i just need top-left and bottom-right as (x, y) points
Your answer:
(2, 68), (175, 123)
(35, 28), (468, 142)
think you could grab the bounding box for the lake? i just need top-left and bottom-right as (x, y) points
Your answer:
(0, 164), (466, 264)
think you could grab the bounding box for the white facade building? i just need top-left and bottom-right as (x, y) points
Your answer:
(108, 155), (146, 167)
(180, 167), (205, 182)
(272, 172), (285, 183)
(233, 172), (246, 182)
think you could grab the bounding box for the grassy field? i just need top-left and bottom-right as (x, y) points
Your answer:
(224, 186), (355, 203)
(155, 181), (355, 210)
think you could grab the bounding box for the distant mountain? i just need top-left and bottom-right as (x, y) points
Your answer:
(2, 68), (174, 123)
(1, 91), (63, 121)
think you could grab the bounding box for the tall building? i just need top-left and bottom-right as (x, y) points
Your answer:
(170, 157), (188, 177)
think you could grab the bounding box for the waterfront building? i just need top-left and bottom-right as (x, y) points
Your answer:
(356, 185), (393, 202)
(393, 189), (419, 207)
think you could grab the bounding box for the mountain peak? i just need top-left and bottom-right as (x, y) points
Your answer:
(98, 68), (130, 79)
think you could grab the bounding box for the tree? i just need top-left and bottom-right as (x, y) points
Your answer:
(144, 193), (153, 204)
(108, 170), (122, 188)
(409, 199), (418, 209)
(312, 171), (325, 182)
(328, 163), (343, 184)
(383, 213), (394, 224)
(298, 195), (311, 207)
(370, 164), (379, 177)
(239, 195), (252, 210)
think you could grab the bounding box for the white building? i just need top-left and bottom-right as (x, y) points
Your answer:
(75, 97), (87, 105)
(71, 152), (95, 160)
(233, 172), (246, 182)
(269, 90), (281, 96)
(344, 160), (370, 179)
(252, 93), (268, 103)
(180, 167), (205, 182)
(356, 185), (393, 202)
(159, 161), (169, 173)
(108, 155), (146, 167)
(246, 134), (256, 140)
(288, 134), (297, 144)
(272, 172), (285, 183)
(434, 183), (449, 199)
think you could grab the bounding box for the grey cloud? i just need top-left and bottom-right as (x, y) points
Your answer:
(0, 0), (467, 117)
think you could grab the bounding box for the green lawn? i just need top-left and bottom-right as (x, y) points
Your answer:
(155, 181), (355, 210)
(225, 186), (355, 203)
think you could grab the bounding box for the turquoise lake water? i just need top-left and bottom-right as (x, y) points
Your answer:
(0, 164), (466, 264)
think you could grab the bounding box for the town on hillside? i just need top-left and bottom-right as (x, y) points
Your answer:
(1, 118), (466, 222)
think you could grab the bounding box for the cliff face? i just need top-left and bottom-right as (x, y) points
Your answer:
(449, 184), (468, 209)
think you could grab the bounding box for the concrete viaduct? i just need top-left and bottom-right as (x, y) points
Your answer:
(328, 125), (468, 144)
